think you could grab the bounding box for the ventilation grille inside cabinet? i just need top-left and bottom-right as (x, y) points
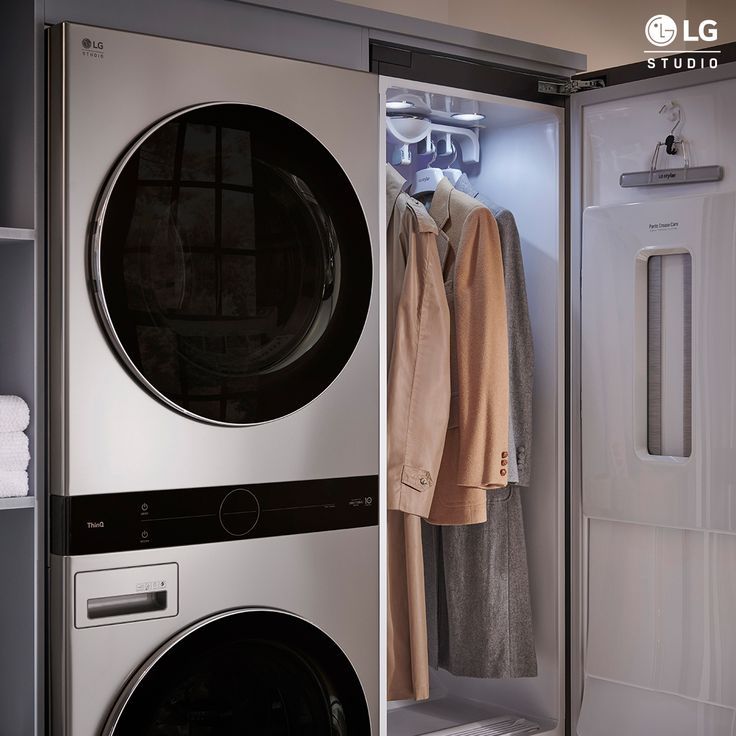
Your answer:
(421, 716), (540, 736)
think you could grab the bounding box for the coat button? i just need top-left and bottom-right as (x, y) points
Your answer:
(500, 469), (507, 476)
(420, 477), (428, 486)
(501, 459), (508, 466)
(501, 451), (509, 458)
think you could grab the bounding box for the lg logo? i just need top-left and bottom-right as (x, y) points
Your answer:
(81, 37), (105, 59)
(645, 15), (677, 46)
(645, 15), (717, 47)
(82, 37), (104, 50)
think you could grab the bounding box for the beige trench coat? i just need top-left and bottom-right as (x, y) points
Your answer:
(427, 177), (510, 526)
(386, 165), (451, 701)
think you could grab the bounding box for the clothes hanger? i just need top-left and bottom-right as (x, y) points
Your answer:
(411, 139), (444, 196)
(441, 137), (462, 185)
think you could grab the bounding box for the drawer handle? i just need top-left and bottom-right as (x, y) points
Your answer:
(87, 591), (167, 619)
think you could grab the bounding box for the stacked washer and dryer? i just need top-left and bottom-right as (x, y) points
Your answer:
(48, 24), (379, 735)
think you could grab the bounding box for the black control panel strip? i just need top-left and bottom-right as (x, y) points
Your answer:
(370, 41), (568, 108)
(51, 475), (378, 556)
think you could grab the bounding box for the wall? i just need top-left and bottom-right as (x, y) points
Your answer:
(340, 0), (448, 23)
(340, 0), (734, 71)
(687, 0), (736, 42)
(452, 0), (687, 70)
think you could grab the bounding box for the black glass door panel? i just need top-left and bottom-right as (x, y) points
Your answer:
(105, 610), (371, 736)
(93, 104), (372, 425)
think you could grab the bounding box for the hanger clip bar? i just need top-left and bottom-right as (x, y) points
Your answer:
(620, 165), (723, 187)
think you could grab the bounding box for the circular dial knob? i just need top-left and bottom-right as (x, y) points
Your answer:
(218, 489), (260, 537)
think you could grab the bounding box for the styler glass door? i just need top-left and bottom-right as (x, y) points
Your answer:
(103, 610), (371, 735)
(571, 64), (736, 736)
(91, 103), (372, 426)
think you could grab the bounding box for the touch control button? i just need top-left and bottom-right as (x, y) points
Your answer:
(219, 489), (260, 537)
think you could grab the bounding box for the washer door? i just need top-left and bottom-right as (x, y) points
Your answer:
(92, 103), (372, 425)
(103, 609), (371, 735)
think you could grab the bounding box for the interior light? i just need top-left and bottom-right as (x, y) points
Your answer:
(386, 100), (413, 110)
(451, 112), (485, 122)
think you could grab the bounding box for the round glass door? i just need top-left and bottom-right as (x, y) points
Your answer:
(92, 103), (372, 425)
(103, 610), (371, 735)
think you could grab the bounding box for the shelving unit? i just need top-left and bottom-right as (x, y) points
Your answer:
(0, 1), (44, 734)
(0, 218), (39, 736)
(0, 222), (41, 736)
(0, 227), (35, 244)
(0, 496), (36, 511)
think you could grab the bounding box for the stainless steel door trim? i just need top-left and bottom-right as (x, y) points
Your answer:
(48, 24), (69, 495)
(89, 100), (372, 428)
(99, 606), (372, 736)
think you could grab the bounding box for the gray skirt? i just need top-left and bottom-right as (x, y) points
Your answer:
(422, 487), (537, 679)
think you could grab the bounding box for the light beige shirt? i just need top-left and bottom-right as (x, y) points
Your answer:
(427, 177), (510, 526)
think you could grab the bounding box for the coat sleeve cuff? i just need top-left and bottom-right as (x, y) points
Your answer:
(387, 465), (435, 517)
(456, 447), (511, 489)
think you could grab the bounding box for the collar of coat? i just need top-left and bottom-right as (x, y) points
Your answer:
(428, 175), (499, 274)
(427, 176), (454, 230)
(423, 177), (458, 272)
(386, 164), (409, 217)
(387, 164), (440, 235)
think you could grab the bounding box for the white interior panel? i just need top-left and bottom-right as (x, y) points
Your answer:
(582, 192), (736, 531)
(587, 519), (736, 708)
(577, 676), (735, 736)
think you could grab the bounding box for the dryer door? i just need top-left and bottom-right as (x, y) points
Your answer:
(102, 609), (371, 735)
(92, 103), (372, 426)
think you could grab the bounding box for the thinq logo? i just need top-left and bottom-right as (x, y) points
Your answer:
(644, 15), (719, 69)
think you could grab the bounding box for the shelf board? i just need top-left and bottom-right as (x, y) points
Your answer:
(0, 227), (34, 244)
(0, 496), (35, 510)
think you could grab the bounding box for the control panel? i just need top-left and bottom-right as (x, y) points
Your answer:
(51, 475), (377, 555)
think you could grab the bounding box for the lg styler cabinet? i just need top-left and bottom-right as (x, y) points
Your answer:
(377, 43), (736, 736)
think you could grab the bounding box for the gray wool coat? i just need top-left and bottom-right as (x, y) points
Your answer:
(423, 488), (537, 678)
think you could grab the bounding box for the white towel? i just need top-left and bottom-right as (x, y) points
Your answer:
(0, 396), (30, 433)
(0, 470), (29, 498)
(0, 432), (30, 471)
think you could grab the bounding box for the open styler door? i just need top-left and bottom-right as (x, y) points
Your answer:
(569, 50), (736, 736)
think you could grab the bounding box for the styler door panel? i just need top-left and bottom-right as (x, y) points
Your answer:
(571, 65), (736, 736)
(582, 193), (736, 531)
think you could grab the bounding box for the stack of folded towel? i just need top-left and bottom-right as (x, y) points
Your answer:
(0, 396), (31, 498)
